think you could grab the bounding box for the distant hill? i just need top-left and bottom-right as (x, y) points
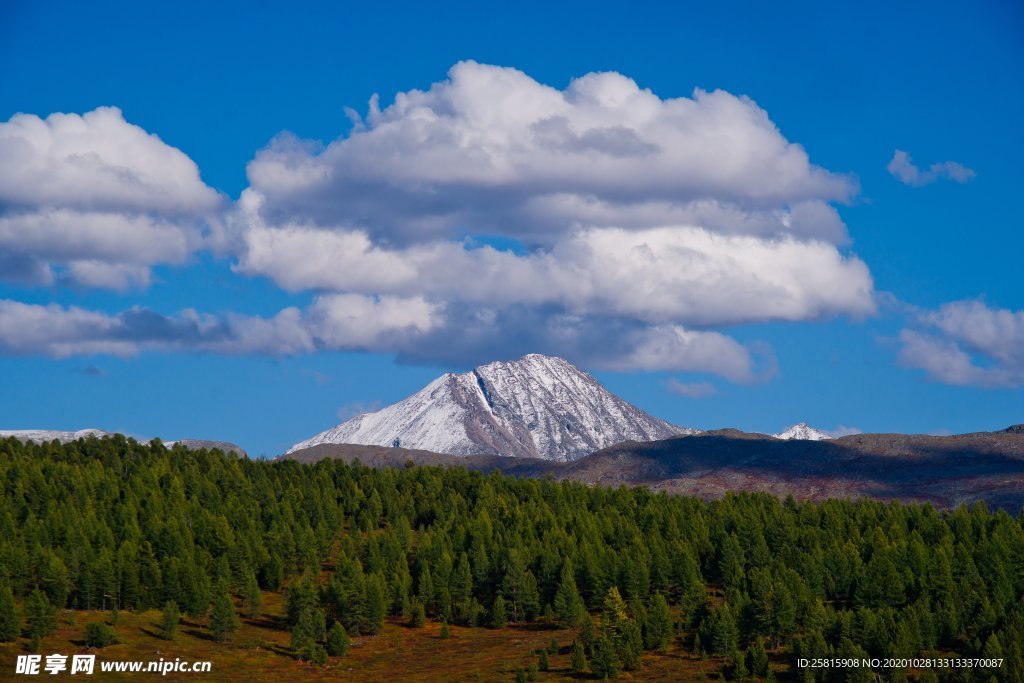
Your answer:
(0, 429), (248, 458)
(286, 426), (1024, 511)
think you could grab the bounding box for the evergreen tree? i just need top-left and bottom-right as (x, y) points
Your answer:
(621, 619), (643, 671)
(538, 649), (549, 671)
(592, 635), (621, 679)
(308, 644), (328, 666)
(0, 583), (19, 642)
(491, 594), (508, 629)
(291, 607), (327, 656)
(325, 622), (350, 656)
(409, 597), (426, 628)
(209, 585), (240, 641)
(553, 561), (585, 626)
(242, 572), (261, 620)
(747, 638), (769, 677)
(440, 620), (451, 639)
(158, 600), (180, 641)
(363, 573), (387, 634)
(25, 589), (57, 641)
(570, 639), (588, 674)
(285, 577), (318, 627)
(715, 607), (739, 656)
(645, 592), (672, 651)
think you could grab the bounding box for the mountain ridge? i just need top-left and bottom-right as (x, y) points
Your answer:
(288, 354), (696, 461)
(286, 425), (1024, 510)
(0, 429), (248, 458)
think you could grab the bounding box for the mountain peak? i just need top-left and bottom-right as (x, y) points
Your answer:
(288, 354), (697, 461)
(773, 422), (833, 441)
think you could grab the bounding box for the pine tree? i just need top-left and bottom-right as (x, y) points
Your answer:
(440, 620), (451, 639)
(0, 583), (19, 642)
(363, 573), (387, 634)
(621, 619), (643, 671)
(553, 561), (585, 626)
(491, 594), (508, 629)
(242, 572), (261, 620)
(209, 585), (239, 641)
(158, 600), (180, 641)
(711, 606), (738, 656)
(409, 597), (426, 628)
(645, 592), (672, 651)
(291, 606), (327, 656)
(747, 638), (769, 677)
(538, 649), (549, 671)
(325, 622), (350, 656)
(308, 644), (328, 666)
(570, 639), (588, 674)
(25, 589), (57, 641)
(592, 634), (621, 679)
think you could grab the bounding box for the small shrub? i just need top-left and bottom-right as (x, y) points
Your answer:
(83, 622), (117, 648)
(307, 643), (328, 666)
(326, 622), (349, 656)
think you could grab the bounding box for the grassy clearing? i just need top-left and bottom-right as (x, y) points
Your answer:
(0, 591), (749, 682)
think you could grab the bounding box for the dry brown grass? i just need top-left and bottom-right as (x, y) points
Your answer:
(0, 593), (751, 682)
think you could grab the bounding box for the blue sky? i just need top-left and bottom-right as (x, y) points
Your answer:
(0, 0), (1021, 456)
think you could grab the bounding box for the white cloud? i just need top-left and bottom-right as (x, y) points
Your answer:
(666, 379), (718, 398)
(898, 300), (1024, 387)
(887, 149), (976, 187)
(0, 107), (221, 290)
(0, 64), (880, 379)
(235, 214), (874, 327)
(247, 62), (856, 245)
(0, 295), (439, 358)
(228, 62), (877, 376)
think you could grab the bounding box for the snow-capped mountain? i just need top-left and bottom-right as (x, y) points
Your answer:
(288, 354), (697, 461)
(0, 428), (110, 443)
(773, 423), (833, 441)
(0, 429), (248, 457)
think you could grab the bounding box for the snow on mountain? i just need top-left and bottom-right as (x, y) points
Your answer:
(773, 423), (833, 441)
(0, 428), (110, 443)
(288, 354), (697, 461)
(1, 429), (248, 456)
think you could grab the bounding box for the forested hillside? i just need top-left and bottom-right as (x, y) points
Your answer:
(1, 435), (1023, 681)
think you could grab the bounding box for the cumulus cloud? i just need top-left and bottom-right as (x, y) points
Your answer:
(1, 64), (880, 379)
(223, 63), (877, 376)
(898, 300), (1024, 387)
(0, 296), (440, 358)
(0, 107), (221, 289)
(235, 204), (874, 327)
(887, 149), (976, 187)
(247, 62), (856, 245)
